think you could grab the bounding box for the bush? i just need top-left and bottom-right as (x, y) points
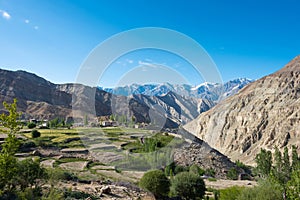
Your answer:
(235, 160), (251, 173)
(170, 172), (206, 200)
(31, 129), (41, 138)
(208, 177), (217, 182)
(19, 140), (36, 151)
(227, 168), (238, 180)
(205, 168), (216, 177)
(27, 122), (36, 129)
(219, 186), (244, 200)
(174, 165), (189, 175)
(63, 190), (92, 199)
(17, 187), (42, 200)
(139, 170), (170, 198)
(189, 164), (205, 176)
(165, 162), (176, 176)
(236, 180), (283, 200)
(42, 187), (64, 200)
(287, 169), (300, 200)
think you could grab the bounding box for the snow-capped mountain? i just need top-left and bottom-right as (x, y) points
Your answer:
(102, 78), (253, 102)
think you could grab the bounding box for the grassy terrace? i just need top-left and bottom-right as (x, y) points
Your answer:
(16, 126), (189, 187)
(22, 127), (152, 149)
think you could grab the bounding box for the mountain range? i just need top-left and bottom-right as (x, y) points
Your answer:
(0, 69), (251, 128)
(1, 56), (299, 165)
(101, 78), (253, 102)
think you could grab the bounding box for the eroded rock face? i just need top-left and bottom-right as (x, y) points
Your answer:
(174, 142), (239, 179)
(184, 56), (300, 164)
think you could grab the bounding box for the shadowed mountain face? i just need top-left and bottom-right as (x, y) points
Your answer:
(184, 56), (300, 164)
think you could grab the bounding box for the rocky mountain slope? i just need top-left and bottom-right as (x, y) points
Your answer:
(184, 56), (300, 164)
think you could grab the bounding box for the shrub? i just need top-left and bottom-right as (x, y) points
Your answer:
(170, 171), (206, 200)
(287, 169), (300, 200)
(189, 164), (205, 176)
(219, 186), (244, 200)
(208, 177), (217, 182)
(235, 160), (250, 173)
(31, 129), (41, 138)
(17, 187), (42, 200)
(139, 170), (170, 198)
(20, 140), (36, 150)
(42, 187), (64, 200)
(226, 168), (238, 180)
(63, 190), (92, 199)
(165, 162), (176, 176)
(205, 168), (216, 177)
(17, 159), (47, 190)
(27, 122), (36, 129)
(237, 180), (283, 200)
(174, 165), (189, 175)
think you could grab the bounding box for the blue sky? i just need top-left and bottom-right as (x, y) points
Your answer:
(0, 0), (300, 87)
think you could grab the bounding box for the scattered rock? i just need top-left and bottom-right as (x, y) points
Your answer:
(40, 159), (55, 168)
(32, 150), (41, 156)
(101, 185), (111, 194)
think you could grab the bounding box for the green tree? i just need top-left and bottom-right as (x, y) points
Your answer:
(0, 99), (22, 195)
(170, 171), (206, 200)
(27, 122), (36, 129)
(271, 147), (290, 199)
(17, 159), (47, 191)
(271, 147), (285, 184)
(0, 99), (47, 199)
(109, 114), (115, 121)
(237, 179), (283, 200)
(139, 170), (170, 198)
(235, 160), (250, 173)
(31, 129), (41, 138)
(227, 168), (238, 180)
(0, 99), (22, 134)
(255, 148), (272, 178)
(291, 145), (299, 171)
(282, 147), (291, 182)
(131, 115), (136, 123)
(287, 169), (300, 200)
(84, 115), (88, 126)
(189, 164), (205, 176)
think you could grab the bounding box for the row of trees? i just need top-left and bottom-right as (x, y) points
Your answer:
(27, 118), (72, 129)
(216, 146), (300, 200)
(255, 146), (300, 199)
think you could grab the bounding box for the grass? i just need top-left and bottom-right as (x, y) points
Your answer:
(208, 177), (217, 182)
(122, 133), (175, 153)
(59, 140), (85, 148)
(53, 157), (88, 168)
(25, 127), (152, 157)
(56, 157), (87, 163)
(86, 161), (106, 169)
(51, 135), (81, 143)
